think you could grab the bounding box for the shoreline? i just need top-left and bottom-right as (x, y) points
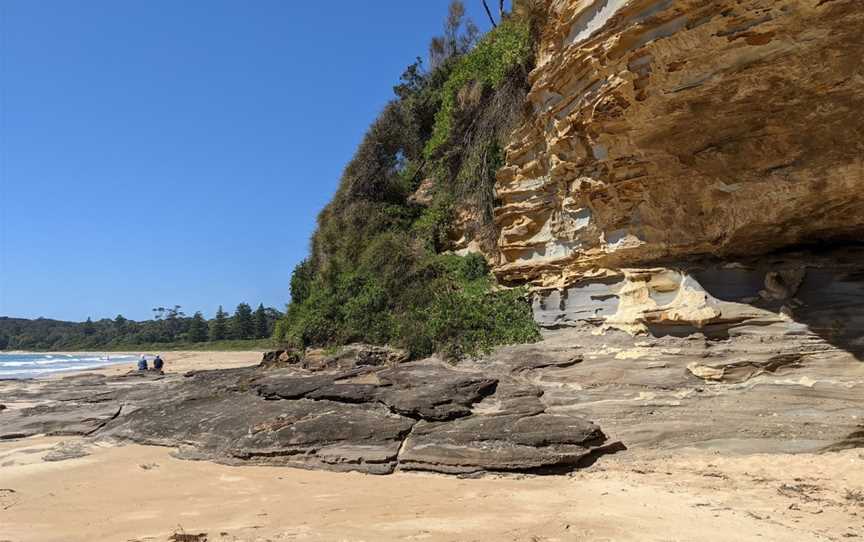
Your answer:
(4, 350), (143, 354)
(54, 350), (265, 377)
(1, 351), (265, 380)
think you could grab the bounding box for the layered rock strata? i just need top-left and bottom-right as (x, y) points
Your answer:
(494, 0), (864, 288)
(531, 247), (864, 357)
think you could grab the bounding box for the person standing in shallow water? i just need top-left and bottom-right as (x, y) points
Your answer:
(137, 355), (148, 371)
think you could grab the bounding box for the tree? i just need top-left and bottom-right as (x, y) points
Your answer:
(114, 314), (128, 334)
(209, 306), (228, 341)
(163, 305), (186, 340)
(188, 312), (208, 343)
(430, 1), (479, 68)
(231, 303), (254, 340)
(82, 317), (96, 336)
(151, 305), (185, 341)
(254, 303), (268, 339)
(290, 259), (315, 305)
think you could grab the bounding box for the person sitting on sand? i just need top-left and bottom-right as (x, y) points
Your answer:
(137, 355), (148, 371)
(153, 354), (164, 372)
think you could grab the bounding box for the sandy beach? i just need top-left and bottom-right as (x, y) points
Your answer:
(36, 350), (267, 378)
(1, 435), (861, 542)
(0, 352), (861, 541)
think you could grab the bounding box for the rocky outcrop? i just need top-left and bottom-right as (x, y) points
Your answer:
(493, 0), (864, 288)
(104, 359), (606, 474)
(0, 354), (609, 475)
(3, 320), (861, 471)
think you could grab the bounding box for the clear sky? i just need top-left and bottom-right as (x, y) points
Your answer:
(0, 1), (494, 322)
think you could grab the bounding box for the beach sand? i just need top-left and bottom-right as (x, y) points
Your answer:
(1, 437), (861, 542)
(42, 350), (266, 378)
(2, 352), (862, 541)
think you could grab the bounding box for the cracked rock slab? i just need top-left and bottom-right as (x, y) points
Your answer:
(376, 362), (498, 421)
(95, 360), (608, 474)
(0, 402), (123, 440)
(3, 354), (610, 476)
(100, 394), (416, 474)
(399, 413), (606, 474)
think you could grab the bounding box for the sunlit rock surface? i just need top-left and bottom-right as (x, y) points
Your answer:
(493, 0), (864, 287)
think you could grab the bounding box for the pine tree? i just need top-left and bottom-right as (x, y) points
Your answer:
(82, 317), (96, 335)
(189, 311), (208, 343)
(209, 306), (228, 341)
(114, 314), (128, 333)
(254, 303), (268, 339)
(231, 303), (255, 340)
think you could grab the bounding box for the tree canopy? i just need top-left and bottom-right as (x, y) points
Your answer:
(0, 303), (282, 351)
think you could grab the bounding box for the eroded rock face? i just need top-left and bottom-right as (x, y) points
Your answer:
(494, 0), (864, 287)
(530, 248), (864, 363)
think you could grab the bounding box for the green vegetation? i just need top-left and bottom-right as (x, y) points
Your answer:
(231, 303), (255, 341)
(423, 19), (532, 158)
(108, 338), (278, 352)
(188, 312), (209, 343)
(209, 306), (229, 341)
(0, 303), (282, 351)
(274, 2), (541, 360)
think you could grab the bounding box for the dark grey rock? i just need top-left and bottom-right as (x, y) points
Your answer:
(0, 345), (616, 475)
(100, 391), (415, 474)
(254, 374), (333, 400)
(376, 362), (498, 421)
(399, 412), (605, 474)
(230, 399), (415, 473)
(471, 379), (546, 416)
(305, 383), (380, 403)
(89, 357), (609, 474)
(0, 402), (123, 439)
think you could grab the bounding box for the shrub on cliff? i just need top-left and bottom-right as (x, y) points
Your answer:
(274, 2), (541, 359)
(423, 19), (532, 158)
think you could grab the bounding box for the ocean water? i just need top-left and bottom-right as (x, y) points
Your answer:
(0, 353), (139, 379)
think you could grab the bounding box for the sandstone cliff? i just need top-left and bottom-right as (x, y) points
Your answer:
(488, 0), (864, 336)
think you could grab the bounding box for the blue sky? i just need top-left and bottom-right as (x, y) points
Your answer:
(0, 1), (494, 321)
